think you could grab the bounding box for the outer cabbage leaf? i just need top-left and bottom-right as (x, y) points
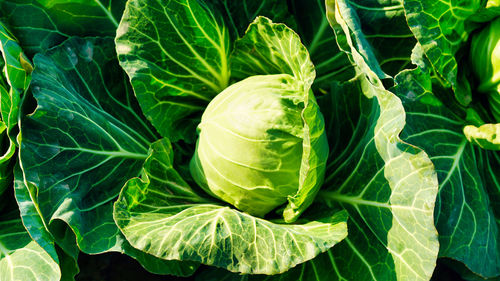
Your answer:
(325, 0), (388, 80)
(0, 20), (68, 280)
(116, 0), (230, 142)
(0, 0), (125, 56)
(0, 22), (49, 258)
(392, 67), (500, 278)
(321, 1), (439, 280)
(114, 138), (348, 275)
(19, 36), (196, 276)
(403, 2), (500, 108)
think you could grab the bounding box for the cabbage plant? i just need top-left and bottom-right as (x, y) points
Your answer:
(6, 0), (500, 280)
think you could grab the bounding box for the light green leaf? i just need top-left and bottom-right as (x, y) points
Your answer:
(1, 0), (125, 56)
(321, 1), (440, 280)
(114, 138), (348, 275)
(464, 123), (500, 150)
(231, 16), (315, 89)
(0, 211), (61, 281)
(0, 23), (31, 93)
(392, 67), (500, 278)
(190, 74), (305, 217)
(319, 81), (438, 281)
(116, 0), (230, 142)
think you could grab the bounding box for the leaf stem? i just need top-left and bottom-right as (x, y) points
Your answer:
(94, 0), (119, 28)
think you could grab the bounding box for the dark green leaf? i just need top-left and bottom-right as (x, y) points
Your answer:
(290, 0), (355, 90)
(1, 0), (125, 56)
(0, 20), (32, 196)
(14, 163), (74, 266)
(331, 0), (416, 78)
(208, 0), (296, 38)
(19, 36), (192, 276)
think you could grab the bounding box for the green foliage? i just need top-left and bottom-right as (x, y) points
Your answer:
(0, 0), (125, 56)
(0, 0), (498, 280)
(0, 21), (32, 193)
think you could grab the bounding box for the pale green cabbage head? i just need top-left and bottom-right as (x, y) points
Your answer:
(190, 74), (328, 218)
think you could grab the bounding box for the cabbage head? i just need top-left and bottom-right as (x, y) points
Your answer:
(190, 74), (328, 219)
(470, 17), (500, 121)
